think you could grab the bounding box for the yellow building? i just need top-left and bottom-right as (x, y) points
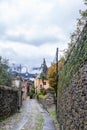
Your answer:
(34, 58), (49, 92)
(34, 77), (49, 92)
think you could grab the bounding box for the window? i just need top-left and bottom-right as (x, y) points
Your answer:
(43, 82), (46, 85)
(40, 84), (42, 88)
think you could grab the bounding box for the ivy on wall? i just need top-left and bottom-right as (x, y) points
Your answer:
(58, 24), (87, 93)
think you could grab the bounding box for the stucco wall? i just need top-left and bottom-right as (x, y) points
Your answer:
(34, 78), (50, 91)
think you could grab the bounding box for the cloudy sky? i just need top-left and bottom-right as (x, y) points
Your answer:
(0, 0), (86, 71)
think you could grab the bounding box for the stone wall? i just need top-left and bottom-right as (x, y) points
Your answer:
(0, 86), (19, 120)
(58, 62), (87, 130)
(38, 91), (55, 112)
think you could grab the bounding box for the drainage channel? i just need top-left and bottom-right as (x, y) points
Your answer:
(36, 101), (56, 130)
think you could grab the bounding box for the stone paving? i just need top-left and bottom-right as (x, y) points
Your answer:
(0, 98), (58, 130)
(36, 102), (56, 130)
(0, 98), (29, 130)
(20, 99), (44, 130)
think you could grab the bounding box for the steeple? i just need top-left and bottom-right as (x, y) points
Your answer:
(41, 58), (48, 75)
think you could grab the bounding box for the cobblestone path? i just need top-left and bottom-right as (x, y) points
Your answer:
(0, 98), (57, 130)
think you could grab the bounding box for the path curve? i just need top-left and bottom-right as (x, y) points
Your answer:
(0, 98), (56, 130)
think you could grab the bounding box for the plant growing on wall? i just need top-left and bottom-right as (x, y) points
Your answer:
(58, 1), (87, 93)
(0, 56), (12, 86)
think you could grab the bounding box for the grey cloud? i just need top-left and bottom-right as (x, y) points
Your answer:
(6, 35), (28, 44)
(46, 1), (84, 35)
(0, 0), (85, 69)
(0, 23), (7, 38)
(0, 48), (17, 58)
(0, 23), (59, 45)
(29, 36), (59, 45)
(2, 34), (61, 46)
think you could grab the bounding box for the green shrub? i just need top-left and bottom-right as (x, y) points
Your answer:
(30, 85), (35, 99)
(0, 57), (12, 87)
(36, 92), (47, 99)
(40, 88), (46, 95)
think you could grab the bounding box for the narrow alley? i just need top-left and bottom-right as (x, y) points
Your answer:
(0, 98), (59, 130)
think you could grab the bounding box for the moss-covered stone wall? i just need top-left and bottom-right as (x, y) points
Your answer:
(57, 23), (87, 130)
(58, 63), (87, 130)
(0, 86), (19, 120)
